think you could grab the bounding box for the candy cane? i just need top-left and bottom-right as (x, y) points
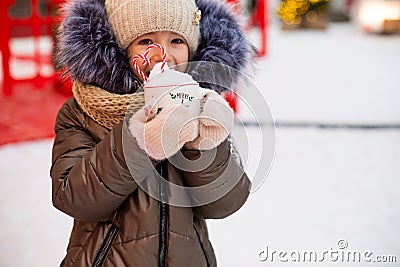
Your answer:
(144, 44), (167, 73)
(132, 54), (149, 83)
(131, 44), (167, 83)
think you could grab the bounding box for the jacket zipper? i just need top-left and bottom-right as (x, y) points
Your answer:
(92, 224), (119, 267)
(158, 161), (169, 267)
(193, 224), (211, 267)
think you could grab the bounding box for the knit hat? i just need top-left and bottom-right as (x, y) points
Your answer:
(105, 0), (201, 53)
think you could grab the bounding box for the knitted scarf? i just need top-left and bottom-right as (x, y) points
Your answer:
(72, 82), (145, 129)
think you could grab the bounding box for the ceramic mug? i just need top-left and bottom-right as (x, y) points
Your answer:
(144, 82), (206, 113)
(144, 82), (206, 132)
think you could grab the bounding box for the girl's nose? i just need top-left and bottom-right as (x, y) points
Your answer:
(146, 47), (172, 74)
(150, 46), (170, 64)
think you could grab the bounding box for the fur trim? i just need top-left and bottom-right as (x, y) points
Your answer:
(54, 0), (140, 94)
(54, 0), (253, 94)
(193, 0), (251, 73)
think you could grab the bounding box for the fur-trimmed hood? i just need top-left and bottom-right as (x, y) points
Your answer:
(54, 0), (253, 94)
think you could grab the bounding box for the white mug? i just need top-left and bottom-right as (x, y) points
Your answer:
(144, 82), (207, 132)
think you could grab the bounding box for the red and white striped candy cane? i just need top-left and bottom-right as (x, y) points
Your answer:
(132, 54), (150, 83)
(131, 44), (167, 83)
(144, 43), (167, 73)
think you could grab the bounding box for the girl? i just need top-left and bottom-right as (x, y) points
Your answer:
(51, 0), (253, 266)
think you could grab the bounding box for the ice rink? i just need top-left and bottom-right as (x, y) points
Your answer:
(1, 17), (400, 267)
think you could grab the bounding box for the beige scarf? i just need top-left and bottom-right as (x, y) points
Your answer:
(72, 82), (145, 129)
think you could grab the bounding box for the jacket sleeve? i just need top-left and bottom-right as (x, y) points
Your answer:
(180, 139), (251, 219)
(50, 99), (149, 222)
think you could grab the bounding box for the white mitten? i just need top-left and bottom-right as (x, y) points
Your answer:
(129, 104), (198, 160)
(184, 89), (234, 151)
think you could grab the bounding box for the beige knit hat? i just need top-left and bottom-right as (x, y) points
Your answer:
(105, 0), (201, 53)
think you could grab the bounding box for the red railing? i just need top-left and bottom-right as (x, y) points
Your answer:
(0, 0), (65, 95)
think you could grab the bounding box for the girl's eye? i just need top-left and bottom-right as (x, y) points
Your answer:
(138, 39), (152, 45)
(171, 38), (185, 44)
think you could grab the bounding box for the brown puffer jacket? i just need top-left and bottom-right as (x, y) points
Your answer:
(51, 98), (251, 267)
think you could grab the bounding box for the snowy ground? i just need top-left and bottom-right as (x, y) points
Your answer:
(1, 17), (400, 267)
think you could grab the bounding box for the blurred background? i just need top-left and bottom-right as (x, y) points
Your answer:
(1, 0), (399, 266)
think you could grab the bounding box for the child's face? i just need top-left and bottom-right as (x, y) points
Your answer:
(127, 31), (189, 82)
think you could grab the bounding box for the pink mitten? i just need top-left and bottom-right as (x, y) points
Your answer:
(129, 104), (198, 160)
(184, 89), (234, 151)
